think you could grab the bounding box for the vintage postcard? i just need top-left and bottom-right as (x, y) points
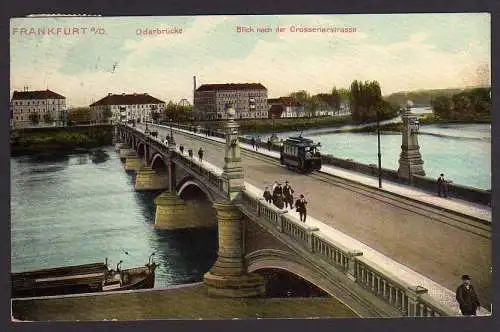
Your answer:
(10, 13), (491, 321)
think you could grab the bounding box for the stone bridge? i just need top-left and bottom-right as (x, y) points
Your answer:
(115, 116), (455, 318)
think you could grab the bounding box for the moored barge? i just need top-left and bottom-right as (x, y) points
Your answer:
(11, 254), (157, 298)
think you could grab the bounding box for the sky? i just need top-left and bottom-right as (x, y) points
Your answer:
(10, 14), (490, 107)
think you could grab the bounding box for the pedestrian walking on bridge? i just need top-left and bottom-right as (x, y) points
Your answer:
(456, 275), (481, 316)
(437, 173), (449, 198)
(188, 148), (193, 158)
(179, 145), (184, 154)
(283, 180), (295, 209)
(198, 147), (204, 162)
(263, 187), (273, 203)
(295, 194), (308, 222)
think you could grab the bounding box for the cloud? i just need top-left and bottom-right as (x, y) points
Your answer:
(10, 14), (490, 106)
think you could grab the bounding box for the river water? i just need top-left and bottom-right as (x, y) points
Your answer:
(248, 108), (491, 190)
(10, 147), (218, 287)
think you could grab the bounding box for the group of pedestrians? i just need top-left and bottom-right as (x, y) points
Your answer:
(262, 180), (308, 222)
(250, 137), (262, 151)
(178, 144), (204, 163)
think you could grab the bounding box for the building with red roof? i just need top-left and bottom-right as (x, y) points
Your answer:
(193, 83), (268, 120)
(89, 93), (166, 123)
(10, 89), (66, 128)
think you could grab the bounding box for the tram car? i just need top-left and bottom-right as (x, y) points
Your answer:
(280, 136), (322, 173)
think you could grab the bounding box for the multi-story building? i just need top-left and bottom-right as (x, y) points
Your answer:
(10, 89), (66, 128)
(268, 97), (305, 118)
(193, 83), (268, 120)
(90, 93), (166, 123)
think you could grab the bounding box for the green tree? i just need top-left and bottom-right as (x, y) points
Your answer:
(431, 96), (453, 119)
(151, 111), (160, 123)
(29, 113), (40, 125)
(337, 88), (351, 101)
(349, 80), (392, 122)
(43, 113), (53, 123)
(163, 101), (193, 122)
(102, 108), (113, 122)
(68, 107), (91, 123)
(288, 90), (310, 106)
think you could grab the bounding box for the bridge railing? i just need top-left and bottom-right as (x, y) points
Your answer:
(239, 189), (456, 317)
(120, 124), (226, 195)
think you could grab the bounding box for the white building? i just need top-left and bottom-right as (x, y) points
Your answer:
(10, 89), (66, 128)
(90, 93), (166, 123)
(193, 83), (268, 120)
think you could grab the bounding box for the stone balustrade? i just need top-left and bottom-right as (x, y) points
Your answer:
(239, 188), (456, 317)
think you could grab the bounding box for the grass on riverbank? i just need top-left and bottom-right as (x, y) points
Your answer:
(12, 284), (358, 321)
(195, 116), (354, 134)
(418, 113), (491, 125)
(11, 127), (114, 155)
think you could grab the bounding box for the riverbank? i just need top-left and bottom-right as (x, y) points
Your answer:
(10, 125), (114, 156)
(11, 283), (357, 321)
(193, 116), (355, 134)
(330, 114), (491, 134)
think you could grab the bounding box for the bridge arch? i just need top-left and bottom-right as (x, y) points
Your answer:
(246, 249), (364, 317)
(150, 153), (167, 170)
(177, 178), (215, 203)
(137, 141), (146, 158)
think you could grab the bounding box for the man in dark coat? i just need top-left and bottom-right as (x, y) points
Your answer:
(179, 145), (184, 154)
(437, 173), (448, 197)
(295, 194), (308, 222)
(263, 186), (273, 203)
(198, 147), (204, 162)
(283, 180), (295, 209)
(273, 183), (284, 209)
(456, 275), (481, 316)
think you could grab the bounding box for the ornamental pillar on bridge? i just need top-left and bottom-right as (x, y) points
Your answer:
(397, 105), (425, 181)
(204, 202), (265, 297)
(220, 106), (245, 201)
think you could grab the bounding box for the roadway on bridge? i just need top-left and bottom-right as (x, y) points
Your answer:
(143, 124), (492, 309)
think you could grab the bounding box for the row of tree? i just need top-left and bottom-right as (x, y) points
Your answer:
(431, 87), (491, 121)
(287, 87), (351, 116)
(151, 101), (193, 123)
(349, 80), (398, 122)
(287, 80), (398, 122)
(28, 113), (54, 125)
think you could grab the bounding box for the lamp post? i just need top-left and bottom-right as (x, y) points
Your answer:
(169, 118), (173, 138)
(376, 108), (382, 189)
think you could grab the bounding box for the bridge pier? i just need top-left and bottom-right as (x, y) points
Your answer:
(154, 192), (216, 229)
(124, 153), (142, 172)
(119, 148), (133, 161)
(204, 202), (265, 298)
(134, 167), (169, 191)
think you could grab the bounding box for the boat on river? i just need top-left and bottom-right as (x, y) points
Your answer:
(11, 254), (157, 298)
